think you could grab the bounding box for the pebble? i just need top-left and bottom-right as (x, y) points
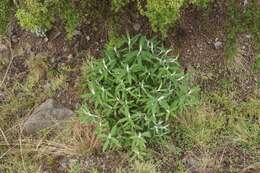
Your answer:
(245, 34), (251, 39)
(74, 30), (81, 36)
(11, 35), (19, 43)
(44, 37), (49, 42)
(214, 41), (222, 49)
(0, 91), (5, 101)
(133, 23), (141, 31)
(243, 0), (249, 6)
(23, 99), (74, 135)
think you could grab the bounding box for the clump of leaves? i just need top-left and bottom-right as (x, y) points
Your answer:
(112, 0), (130, 12)
(16, 0), (81, 38)
(16, 0), (53, 36)
(143, 0), (186, 36)
(191, 0), (211, 8)
(80, 34), (199, 158)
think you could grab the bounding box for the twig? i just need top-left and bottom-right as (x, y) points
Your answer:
(0, 40), (15, 88)
(0, 127), (10, 146)
(19, 124), (28, 173)
(13, 0), (19, 8)
(0, 147), (13, 159)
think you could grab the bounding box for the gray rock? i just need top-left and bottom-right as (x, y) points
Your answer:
(44, 37), (49, 42)
(243, 0), (248, 6)
(245, 34), (252, 39)
(0, 91), (5, 101)
(214, 41), (222, 49)
(86, 35), (90, 41)
(133, 23), (141, 31)
(182, 154), (198, 173)
(23, 99), (74, 135)
(11, 35), (18, 43)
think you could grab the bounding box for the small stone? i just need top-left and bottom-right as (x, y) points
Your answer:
(133, 23), (141, 31)
(67, 54), (73, 60)
(44, 37), (49, 42)
(0, 43), (8, 52)
(23, 99), (74, 135)
(245, 34), (251, 39)
(43, 82), (51, 90)
(243, 0), (249, 6)
(74, 30), (81, 36)
(182, 154), (198, 173)
(214, 41), (222, 49)
(11, 35), (18, 43)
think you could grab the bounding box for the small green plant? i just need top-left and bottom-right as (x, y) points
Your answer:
(253, 53), (260, 69)
(80, 34), (199, 158)
(69, 162), (81, 173)
(0, 0), (12, 34)
(143, 0), (186, 36)
(191, 0), (211, 8)
(112, 0), (130, 12)
(60, 5), (80, 39)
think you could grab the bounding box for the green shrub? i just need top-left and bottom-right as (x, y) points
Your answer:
(143, 0), (186, 36)
(16, 0), (81, 38)
(16, 0), (54, 36)
(14, 0), (211, 37)
(80, 34), (199, 158)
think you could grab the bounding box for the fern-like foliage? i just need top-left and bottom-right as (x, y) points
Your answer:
(80, 35), (199, 158)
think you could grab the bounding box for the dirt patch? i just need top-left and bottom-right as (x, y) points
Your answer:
(226, 33), (257, 100)
(167, 2), (227, 91)
(165, 1), (257, 100)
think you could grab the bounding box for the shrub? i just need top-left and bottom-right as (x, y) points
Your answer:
(14, 0), (211, 37)
(16, 0), (54, 36)
(143, 0), (186, 36)
(80, 34), (199, 158)
(16, 0), (81, 38)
